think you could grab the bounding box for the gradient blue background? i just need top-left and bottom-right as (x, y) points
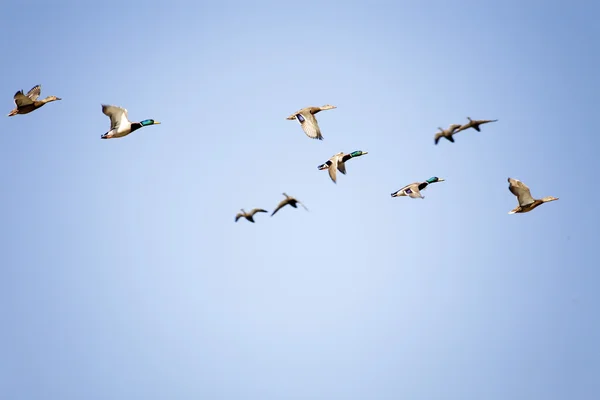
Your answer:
(2, 1), (599, 399)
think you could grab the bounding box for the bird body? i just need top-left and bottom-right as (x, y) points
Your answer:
(7, 85), (61, 116)
(391, 177), (445, 199)
(434, 124), (462, 144)
(507, 177), (558, 214)
(286, 104), (336, 140)
(235, 208), (268, 223)
(271, 193), (308, 216)
(101, 104), (160, 139)
(455, 117), (498, 133)
(317, 150), (368, 183)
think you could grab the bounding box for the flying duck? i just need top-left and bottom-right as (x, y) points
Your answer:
(391, 177), (445, 199)
(7, 85), (61, 116)
(286, 104), (336, 140)
(317, 150), (368, 183)
(507, 177), (558, 214)
(101, 104), (160, 139)
(271, 193), (309, 216)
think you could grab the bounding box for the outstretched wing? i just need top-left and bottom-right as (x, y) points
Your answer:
(508, 178), (535, 206)
(235, 213), (244, 222)
(26, 85), (41, 101)
(296, 200), (309, 211)
(434, 132), (444, 145)
(249, 208), (268, 216)
(102, 104), (130, 130)
(296, 111), (323, 140)
(14, 91), (33, 107)
(271, 199), (289, 216)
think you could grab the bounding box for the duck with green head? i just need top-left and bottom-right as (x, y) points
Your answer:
(391, 176), (445, 199)
(317, 150), (368, 183)
(101, 104), (160, 139)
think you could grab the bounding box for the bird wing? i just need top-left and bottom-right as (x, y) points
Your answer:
(407, 186), (423, 198)
(249, 208), (268, 216)
(102, 104), (130, 130)
(235, 213), (244, 222)
(328, 161), (338, 183)
(454, 122), (473, 133)
(434, 132), (444, 144)
(297, 111), (323, 140)
(14, 90), (33, 107)
(271, 199), (289, 216)
(26, 85), (41, 101)
(337, 160), (347, 175)
(296, 200), (309, 211)
(508, 178), (535, 206)
(327, 154), (344, 183)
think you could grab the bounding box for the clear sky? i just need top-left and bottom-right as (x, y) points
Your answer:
(1, 1), (599, 399)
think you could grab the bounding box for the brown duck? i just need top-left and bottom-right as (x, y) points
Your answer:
(455, 117), (498, 133)
(286, 104), (336, 140)
(507, 177), (558, 214)
(7, 85), (61, 116)
(271, 193), (308, 216)
(235, 208), (268, 223)
(434, 124), (463, 144)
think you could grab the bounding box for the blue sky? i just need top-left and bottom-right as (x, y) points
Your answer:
(1, 1), (599, 399)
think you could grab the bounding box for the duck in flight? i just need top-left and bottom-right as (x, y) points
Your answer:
(507, 177), (558, 214)
(434, 124), (462, 144)
(271, 193), (308, 216)
(391, 177), (445, 199)
(101, 104), (160, 139)
(7, 85), (61, 116)
(455, 117), (498, 133)
(286, 104), (336, 140)
(317, 150), (368, 183)
(235, 208), (268, 223)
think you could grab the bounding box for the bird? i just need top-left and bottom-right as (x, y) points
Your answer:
(317, 150), (368, 183)
(286, 104), (337, 140)
(271, 193), (309, 216)
(455, 117), (498, 133)
(235, 208), (268, 223)
(101, 104), (160, 139)
(434, 124), (463, 144)
(391, 177), (445, 199)
(507, 177), (558, 214)
(7, 85), (61, 116)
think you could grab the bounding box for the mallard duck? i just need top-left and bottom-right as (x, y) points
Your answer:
(455, 117), (498, 133)
(434, 124), (462, 144)
(507, 177), (558, 214)
(7, 85), (61, 116)
(286, 104), (336, 140)
(391, 177), (445, 199)
(317, 150), (368, 183)
(235, 208), (268, 223)
(271, 193), (309, 216)
(101, 104), (160, 139)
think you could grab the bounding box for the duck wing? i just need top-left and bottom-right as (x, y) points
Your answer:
(249, 208), (268, 216)
(13, 90), (33, 107)
(296, 110), (323, 140)
(271, 199), (289, 216)
(26, 85), (41, 101)
(508, 178), (535, 206)
(102, 104), (130, 130)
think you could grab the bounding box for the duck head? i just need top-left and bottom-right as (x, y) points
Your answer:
(426, 176), (445, 183)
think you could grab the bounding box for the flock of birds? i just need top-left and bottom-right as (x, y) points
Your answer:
(8, 85), (559, 223)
